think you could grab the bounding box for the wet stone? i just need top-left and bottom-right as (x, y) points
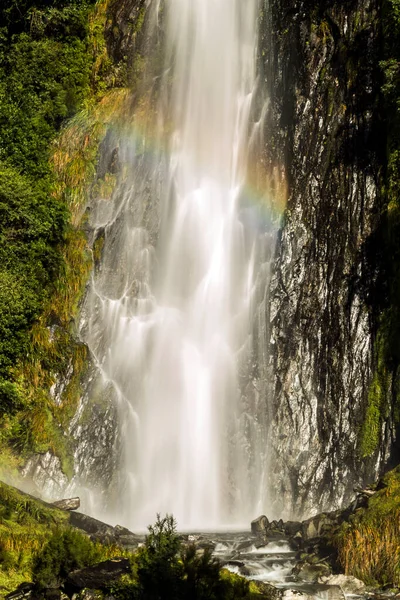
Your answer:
(65, 558), (130, 597)
(52, 498), (80, 511)
(251, 515), (269, 535)
(293, 562), (331, 583)
(319, 574), (366, 594)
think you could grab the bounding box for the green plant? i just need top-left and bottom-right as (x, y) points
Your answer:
(0, 0), (132, 470)
(33, 528), (107, 589)
(336, 467), (400, 586)
(134, 514), (183, 600)
(110, 515), (251, 600)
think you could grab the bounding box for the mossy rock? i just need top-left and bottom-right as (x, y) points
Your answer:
(249, 580), (282, 599)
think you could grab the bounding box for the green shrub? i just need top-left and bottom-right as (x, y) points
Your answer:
(32, 529), (104, 589)
(110, 515), (250, 600)
(134, 514), (183, 600)
(0, 0), (97, 458)
(0, 164), (67, 382)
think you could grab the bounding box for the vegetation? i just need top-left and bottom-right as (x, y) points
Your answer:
(0, 498), (263, 599)
(33, 528), (112, 589)
(0, 0), (132, 476)
(106, 514), (260, 600)
(0, 479), (122, 593)
(0, 0), (93, 469)
(336, 466), (400, 587)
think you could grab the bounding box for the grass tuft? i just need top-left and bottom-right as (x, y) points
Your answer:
(336, 466), (400, 586)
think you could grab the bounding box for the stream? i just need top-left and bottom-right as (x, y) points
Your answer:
(182, 531), (363, 600)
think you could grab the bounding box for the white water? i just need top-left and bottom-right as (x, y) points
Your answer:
(79, 0), (277, 529)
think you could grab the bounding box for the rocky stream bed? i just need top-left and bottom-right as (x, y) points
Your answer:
(4, 482), (398, 600)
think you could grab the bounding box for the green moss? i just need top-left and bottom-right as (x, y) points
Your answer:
(0, 481), (67, 592)
(360, 329), (391, 457)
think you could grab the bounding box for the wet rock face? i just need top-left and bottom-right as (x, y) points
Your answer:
(66, 365), (121, 514)
(21, 365), (121, 512)
(264, 0), (393, 518)
(105, 0), (146, 65)
(22, 453), (69, 501)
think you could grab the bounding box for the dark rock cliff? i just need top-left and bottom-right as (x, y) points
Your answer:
(263, 0), (396, 518)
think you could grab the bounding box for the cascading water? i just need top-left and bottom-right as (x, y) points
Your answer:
(78, 0), (279, 530)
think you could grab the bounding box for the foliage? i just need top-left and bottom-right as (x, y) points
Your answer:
(0, 0), (130, 471)
(360, 330), (391, 457)
(0, 480), (68, 592)
(33, 528), (106, 589)
(0, 164), (66, 382)
(108, 514), (251, 600)
(0, 479), (121, 593)
(336, 467), (400, 586)
(0, 503), (257, 599)
(133, 514), (183, 600)
(0, 0), (97, 461)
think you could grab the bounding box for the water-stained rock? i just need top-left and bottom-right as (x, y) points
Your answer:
(5, 582), (34, 600)
(251, 515), (269, 535)
(319, 574), (366, 594)
(52, 498), (80, 511)
(264, 0), (393, 519)
(293, 561), (331, 583)
(21, 453), (69, 501)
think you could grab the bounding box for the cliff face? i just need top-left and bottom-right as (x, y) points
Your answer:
(264, 0), (396, 518)
(23, 0), (400, 521)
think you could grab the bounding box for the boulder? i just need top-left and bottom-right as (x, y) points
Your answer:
(52, 498), (80, 511)
(222, 560), (245, 569)
(265, 519), (286, 538)
(289, 531), (303, 550)
(113, 525), (132, 537)
(294, 562), (331, 583)
(196, 541), (216, 552)
(250, 580), (282, 600)
(69, 512), (115, 538)
(5, 582), (34, 599)
(68, 513), (140, 548)
(64, 558), (130, 597)
(284, 521), (302, 537)
(113, 525), (141, 548)
(235, 540), (254, 552)
(319, 574), (366, 594)
(71, 591), (105, 600)
(251, 515), (269, 535)
(301, 512), (338, 540)
(318, 586), (345, 600)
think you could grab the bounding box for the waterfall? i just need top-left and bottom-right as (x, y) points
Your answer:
(78, 0), (279, 530)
